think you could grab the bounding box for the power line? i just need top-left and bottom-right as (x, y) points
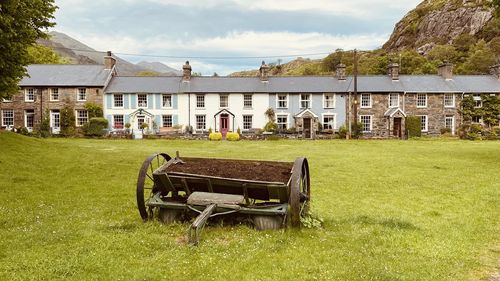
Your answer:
(48, 45), (332, 60)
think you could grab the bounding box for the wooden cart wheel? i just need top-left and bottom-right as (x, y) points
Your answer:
(136, 153), (171, 222)
(288, 157), (311, 227)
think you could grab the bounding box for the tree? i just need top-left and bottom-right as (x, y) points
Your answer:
(0, 0), (57, 99)
(27, 44), (68, 64)
(461, 40), (496, 74)
(427, 45), (458, 63)
(60, 100), (76, 136)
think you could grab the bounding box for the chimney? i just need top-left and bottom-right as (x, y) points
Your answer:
(104, 51), (116, 70)
(387, 63), (399, 80)
(336, 64), (346, 80)
(182, 61), (192, 82)
(438, 62), (454, 80)
(490, 64), (500, 80)
(259, 61), (270, 81)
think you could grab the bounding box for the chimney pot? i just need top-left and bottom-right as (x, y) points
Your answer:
(336, 63), (346, 80)
(183, 61), (192, 81)
(387, 63), (399, 80)
(259, 61), (270, 81)
(104, 51), (116, 70)
(438, 62), (454, 79)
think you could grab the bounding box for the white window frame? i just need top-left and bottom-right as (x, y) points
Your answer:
(359, 115), (372, 132)
(24, 110), (35, 129)
(196, 94), (205, 109)
(162, 94), (172, 108)
(219, 94), (229, 108)
(473, 94), (482, 108)
(25, 88), (35, 102)
(113, 94), (124, 108)
(300, 93), (311, 109)
(322, 114), (336, 130)
(360, 93), (371, 108)
(162, 115), (173, 128)
(243, 115), (253, 130)
(113, 115), (124, 129)
(472, 116), (482, 124)
(416, 93), (427, 108)
(243, 94), (253, 108)
(418, 115), (428, 132)
(137, 94), (148, 108)
(50, 88), (59, 101)
(195, 115), (206, 131)
(2, 109), (14, 127)
(50, 110), (60, 130)
(75, 110), (88, 127)
(2, 96), (13, 102)
(389, 93), (399, 108)
(276, 114), (288, 131)
(77, 88), (87, 102)
(276, 94), (288, 109)
(323, 93), (335, 109)
(444, 93), (455, 108)
(445, 116), (455, 135)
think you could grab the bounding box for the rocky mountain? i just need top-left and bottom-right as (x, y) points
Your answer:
(39, 31), (180, 76)
(383, 0), (496, 52)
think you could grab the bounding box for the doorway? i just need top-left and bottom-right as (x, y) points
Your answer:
(393, 117), (402, 138)
(220, 114), (229, 138)
(303, 118), (312, 139)
(50, 110), (60, 134)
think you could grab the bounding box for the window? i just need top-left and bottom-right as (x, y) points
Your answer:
(445, 116), (454, 134)
(77, 88), (86, 101)
(243, 115), (253, 130)
(473, 94), (482, 108)
(25, 110), (35, 129)
(472, 116), (482, 123)
(417, 93), (427, 107)
(196, 115), (206, 130)
(219, 94), (228, 108)
(419, 115), (428, 132)
(323, 115), (335, 130)
(360, 93), (371, 108)
(137, 94), (147, 107)
(50, 88), (59, 101)
(162, 94), (172, 108)
(2, 110), (14, 127)
(276, 114), (288, 130)
(300, 94), (311, 109)
(323, 93), (335, 108)
(196, 94), (205, 108)
(76, 110), (88, 126)
(243, 94), (253, 108)
(277, 94), (288, 108)
(444, 93), (455, 107)
(113, 94), (123, 107)
(360, 115), (372, 132)
(113, 115), (124, 129)
(162, 115), (172, 128)
(25, 88), (35, 102)
(2, 96), (12, 102)
(389, 93), (399, 108)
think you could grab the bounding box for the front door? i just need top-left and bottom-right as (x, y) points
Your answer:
(220, 114), (229, 138)
(50, 110), (60, 134)
(137, 115), (145, 130)
(393, 118), (402, 138)
(303, 118), (311, 139)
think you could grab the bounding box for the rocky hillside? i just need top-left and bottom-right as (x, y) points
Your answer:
(383, 0), (496, 52)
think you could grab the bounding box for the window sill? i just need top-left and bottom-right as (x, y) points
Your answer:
(195, 108), (206, 110)
(416, 106), (427, 108)
(360, 106), (372, 109)
(25, 100), (35, 103)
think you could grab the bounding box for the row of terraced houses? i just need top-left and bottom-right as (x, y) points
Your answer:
(1, 52), (499, 139)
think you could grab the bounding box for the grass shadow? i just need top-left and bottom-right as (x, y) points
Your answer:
(349, 215), (420, 231)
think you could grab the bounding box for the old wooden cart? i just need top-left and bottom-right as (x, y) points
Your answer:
(136, 152), (310, 244)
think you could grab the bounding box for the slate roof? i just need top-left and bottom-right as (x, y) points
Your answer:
(20, 65), (113, 87)
(105, 74), (499, 94)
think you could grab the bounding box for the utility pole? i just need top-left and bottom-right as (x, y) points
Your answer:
(352, 49), (359, 137)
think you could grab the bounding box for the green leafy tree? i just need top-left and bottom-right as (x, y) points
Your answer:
(427, 45), (458, 63)
(27, 44), (68, 64)
(481, 94), (500, 128)
(38, 109), (51, 138)
(84, 102), (103, 118)
(60, 101), (76, 136)
(462, 40), (496, 74)
(0, 0), (57, 99)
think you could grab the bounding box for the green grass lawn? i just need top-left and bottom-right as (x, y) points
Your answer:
(0, 132), (498, 280)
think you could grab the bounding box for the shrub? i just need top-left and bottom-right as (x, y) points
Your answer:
(60, 102), (76, 137)
(440, 127), (452, 135)
(264, 121), (278, 132)
(16, 126), (29, 135)
(84, 102), (103, 118)
(208, 127), (213, 134)
(226, 132), (240, 141)
(237, 127), (241, 135)
(84, 117), (108, 137)
(351, 122), (363, 139)
(286, 127), (297, 134)
(338, 125), (348, 139)
(39, 110), (51, 138)
(209, 132), (222, 141)
(406, 116), (422, 137)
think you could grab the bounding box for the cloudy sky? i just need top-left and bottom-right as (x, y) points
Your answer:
(52, 0), (421, 75)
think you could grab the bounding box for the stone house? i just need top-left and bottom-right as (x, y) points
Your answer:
(0, 54), (115, 133)
(352, 63), (500, 138)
